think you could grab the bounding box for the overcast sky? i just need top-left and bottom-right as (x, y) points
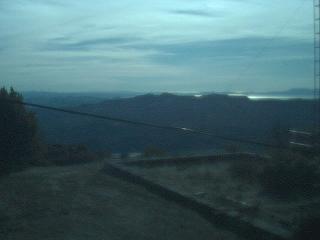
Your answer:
(0, 0), (314, 92)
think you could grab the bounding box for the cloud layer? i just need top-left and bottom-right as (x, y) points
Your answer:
(0, 0), (314, 92)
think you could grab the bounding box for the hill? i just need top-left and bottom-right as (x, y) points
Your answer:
(30, 93), (315, 153)
(22, 91), (143, 107)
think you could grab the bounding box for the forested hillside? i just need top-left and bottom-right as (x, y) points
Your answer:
(30, 93), (315, 153)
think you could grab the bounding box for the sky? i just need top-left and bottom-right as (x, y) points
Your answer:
(0, 0), (315, 93)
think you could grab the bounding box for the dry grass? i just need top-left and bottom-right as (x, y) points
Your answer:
(127, 157), (320, 230)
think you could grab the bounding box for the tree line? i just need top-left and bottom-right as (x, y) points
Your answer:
(0, 87), (43, 175)
(0, 87), (101, 176)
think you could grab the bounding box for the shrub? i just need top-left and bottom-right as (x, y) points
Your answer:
(143, 146), (167, 158)
(293, 216), (320, 240)
(46, 144), (98, 166)
(229, 159), (262, 183)
(224, 144), (241, 154)
(259, 152), (319, 200)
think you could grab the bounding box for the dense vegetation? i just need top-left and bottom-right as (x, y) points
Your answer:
(229, 150), (320, 200)
(259, 151), (320, 199)
(0, 87), (43, 175)
(228, 150), (320, 239)
(0, 87), (102, 175)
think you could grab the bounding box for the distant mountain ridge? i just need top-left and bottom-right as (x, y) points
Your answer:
(22, 88), (317, 108)
(29, 92), (316, 153)
(22, 91), (144, 107)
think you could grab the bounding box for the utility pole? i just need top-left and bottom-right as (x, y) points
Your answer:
(288, 1), (320, 151)
(314, 0), (320, 133)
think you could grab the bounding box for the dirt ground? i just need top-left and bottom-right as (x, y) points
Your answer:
(0, 162), (241, 240)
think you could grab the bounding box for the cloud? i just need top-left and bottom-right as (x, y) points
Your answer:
(125, 37), (313, 66)
(42, 36), (142, 51)
(0, 0), (313, 92)
(169, 9), (222, 18)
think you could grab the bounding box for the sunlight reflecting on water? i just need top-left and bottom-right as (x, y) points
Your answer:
(228, 93), (313, 100)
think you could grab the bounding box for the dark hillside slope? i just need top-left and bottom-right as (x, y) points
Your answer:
(31, 93), (315, 153)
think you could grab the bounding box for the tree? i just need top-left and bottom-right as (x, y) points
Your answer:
(0, 87), (43, 175)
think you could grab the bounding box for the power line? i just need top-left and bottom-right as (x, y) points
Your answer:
(1, 98), (311, 152)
